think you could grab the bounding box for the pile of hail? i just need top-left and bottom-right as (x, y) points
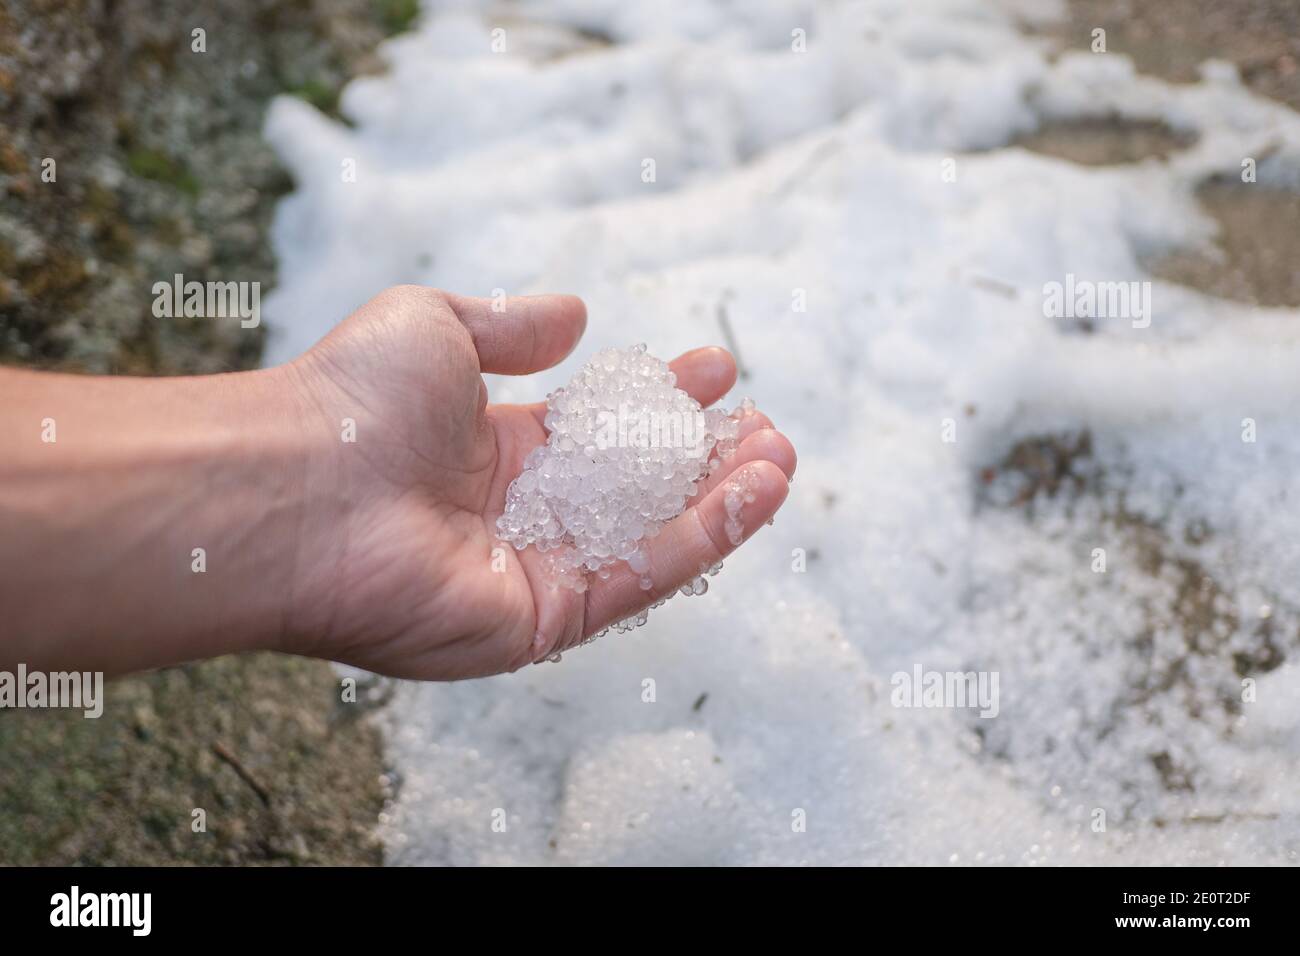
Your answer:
(496, 344), (760, 640)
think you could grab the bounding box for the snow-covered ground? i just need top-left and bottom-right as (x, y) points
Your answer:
(262, 0), (1300, 864)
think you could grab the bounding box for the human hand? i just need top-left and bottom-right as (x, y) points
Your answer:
(279, 286), (797, 679)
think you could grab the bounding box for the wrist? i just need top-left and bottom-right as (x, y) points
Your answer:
(251, 358), (355, 660)
(195, 365), (320, 658)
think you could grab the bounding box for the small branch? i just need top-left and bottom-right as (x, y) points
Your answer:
(968, 273), (1020, 299)
(715, 300), (750, 381)
(771, 137), (842, 199)
(211, 741), (273, 807)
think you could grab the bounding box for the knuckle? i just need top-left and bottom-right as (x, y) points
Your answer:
(376, 284), (448, 314)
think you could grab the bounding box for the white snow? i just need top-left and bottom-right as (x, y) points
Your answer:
(263, 0), (1300, 865)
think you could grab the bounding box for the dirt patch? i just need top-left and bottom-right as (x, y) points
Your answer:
(0, 654), (390, 865)
(1040, 0), (1300, 112)
(977, 430), (1098, 512)
(1022, 2), (1300, 309)
(1014, 117), (1196, 166)
(1144, 180), (1300, 308)
(978, 431), (1297, 803)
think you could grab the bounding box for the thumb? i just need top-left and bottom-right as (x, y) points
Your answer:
(445, 292), (587, 375)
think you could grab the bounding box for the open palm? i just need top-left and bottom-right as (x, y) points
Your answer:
(281, 286), (796, 680)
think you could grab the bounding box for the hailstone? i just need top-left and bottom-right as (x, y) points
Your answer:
(496, 344), (756, 640)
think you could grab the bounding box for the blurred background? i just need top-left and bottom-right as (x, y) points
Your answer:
(2, 0), (1299, 865)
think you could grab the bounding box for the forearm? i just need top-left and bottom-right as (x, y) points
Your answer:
(0, 365), (314, 675)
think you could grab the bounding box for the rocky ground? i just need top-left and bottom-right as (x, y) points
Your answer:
(0, 654), (395, 865)
(0, 0), (414, 865)
(0, 0), (414, 372)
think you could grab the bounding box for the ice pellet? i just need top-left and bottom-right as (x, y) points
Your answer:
(497, 344), (752, 632)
